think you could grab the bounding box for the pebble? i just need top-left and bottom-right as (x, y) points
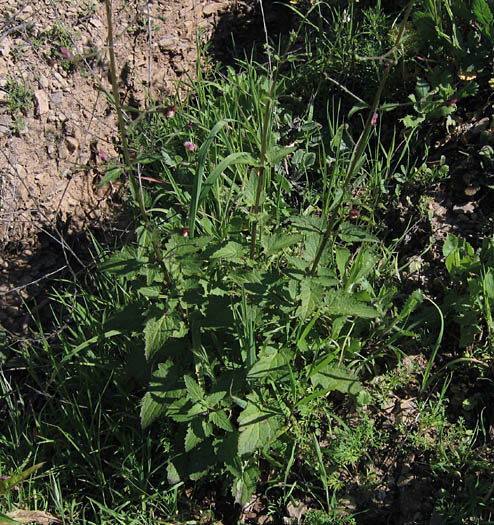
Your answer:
(34, 89), (49, 115)
(50, 92), (64, 106)
(0, 114), (12, 135)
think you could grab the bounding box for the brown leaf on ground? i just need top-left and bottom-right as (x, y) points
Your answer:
(5, 509), (61, 524)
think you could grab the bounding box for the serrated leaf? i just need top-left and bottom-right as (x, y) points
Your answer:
(210, 410), (234, 431)
(184, 375), (204, 403)
(231, 462), (260, 505)
(310, 364), (363, 396)
(326, 290), (378, 318)
(210, 241), (246, 260)
(140, 361), (183, 428)
(144, 309), (186, 360)
(205, 391), (226, 408)
(185, 418), (209, 452)
(237, 395), (280, 455)
(473, 0), (493, 35)
(262, 233), (302, 257)
(265, 145), (296, 165)
(247, 347), (292, 380)
(99, 250), (143, 277)
(299, 277), (323, 319)
(338, 222), (378, 243)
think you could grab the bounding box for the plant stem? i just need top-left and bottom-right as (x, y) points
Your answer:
(104, 0), (171, 288)
(310, 1), (414, 276)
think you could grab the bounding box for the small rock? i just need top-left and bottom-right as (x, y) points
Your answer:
(203, 2), (223, 16)
(50, 92), (64, 106)
(89, 17), (103, 28)
(34, 89), (49, 115)
(0, 89), (8, 104)
(38, 74), (49, 89)
(158, 37), (179, 51)
(0, 114), (12, 135)
(65, 136), (79, 153)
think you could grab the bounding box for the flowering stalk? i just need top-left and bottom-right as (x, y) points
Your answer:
(310, 1), (413, 276)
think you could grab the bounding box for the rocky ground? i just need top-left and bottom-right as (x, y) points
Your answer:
(0, 0), (242, 334)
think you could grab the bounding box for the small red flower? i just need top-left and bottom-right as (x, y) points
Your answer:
(179, 228), (189, 237)
(60, 46), (72, 58)
(349, 208), (360, 220)
(370, 112), (378, 127)
(184, 141), (197, 152)
(447, 98), (458, 107)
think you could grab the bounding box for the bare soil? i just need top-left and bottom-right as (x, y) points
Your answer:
(0, 0), (240, 333)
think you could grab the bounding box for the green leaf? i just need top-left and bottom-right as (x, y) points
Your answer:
(473, 0), (493, 36)
(205, 391), (227, 409)
(98, 166), (122, 187)
(299, 277), (324, 319)
(237, 395), (280, 455)
(144, 308), (186, 360)
(189, 119), (233, 237)
(326, 290), (378, 318)
(0, 512), (17, 523)
(210, 241), (246, 260)
(199, 152), (260, 203)
(99, 250), (143, 278)
(262, 233), (302, 257)
(265, 145), (296, 165)
(335, 246), (351, 280)
(184, 375), (205, 403)
(210, 410), (234, 432)
(310, 364), (363, 396)
(247, 347), (292, 380)
(338, 222), (378, 243)
(231, 462), (260, 505)
(0, 463), (44, 497)
(140, 361), (183, 428)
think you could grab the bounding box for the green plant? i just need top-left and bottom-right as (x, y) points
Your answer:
(3, 76), (33, 133)
(442, 234), (494, 349)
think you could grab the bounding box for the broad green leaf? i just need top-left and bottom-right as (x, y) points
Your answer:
(310, 364), (363, 396)
(484, 269), (494, 299)
(184, 375), (205, 403)
(137, 286), (162, 297)
(231, 462), (260, 505)
(299, 277), (323, 319)
(335, 246), (350, 280)
(0, 512), (17, 523)
(265, 145), (296, 165)
(185, 418), (211, 452)
(326, 290), (378, 318)
(238, 395), (280, 455)
(210, 241), (246, 260)
(99, 250), (143, 278)
(262, 233), (302, 257)
(247, 347), (292, 380)
(210, 409), (234, 432)
(140, 361), (183, 428)
(98, 166), (122, 186)
(338, 222), (378, 243)
(205, 391), (227, 409)
(473, 0), (493, 36)
(144, 309), (186, 360)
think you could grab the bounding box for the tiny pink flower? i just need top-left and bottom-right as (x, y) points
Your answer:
(98, 150), (109, 161)
(370, 112), (378, 127)
(447, 98), (458, 107)
(179, 228), (190, 237)
(163, 104), (176, 118)
(60, 46), (72, 58)
(349, 208), (360, 220)
(184, 141), (197, 152)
